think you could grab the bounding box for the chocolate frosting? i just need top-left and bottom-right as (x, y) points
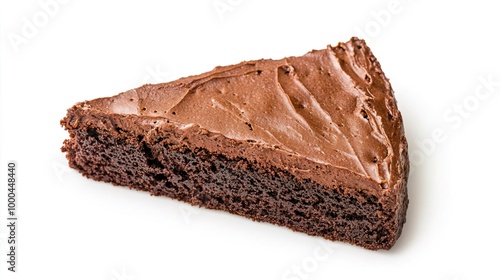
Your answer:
(84, 38), (405, 188)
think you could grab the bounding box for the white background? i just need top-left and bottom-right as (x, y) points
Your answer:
(1, 0), (499, 279)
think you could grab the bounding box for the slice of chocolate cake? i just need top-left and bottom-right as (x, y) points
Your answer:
(61, 37), (409, 250)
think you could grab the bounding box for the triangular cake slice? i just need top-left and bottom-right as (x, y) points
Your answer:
(61, 37), (409, 250)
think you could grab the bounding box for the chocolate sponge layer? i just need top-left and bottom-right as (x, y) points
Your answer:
(62, 121), (406, 250)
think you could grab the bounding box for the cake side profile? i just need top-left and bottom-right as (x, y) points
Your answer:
(61, 37), (409, 250)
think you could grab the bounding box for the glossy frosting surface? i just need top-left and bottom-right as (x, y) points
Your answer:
(89, 38), (401, 185)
